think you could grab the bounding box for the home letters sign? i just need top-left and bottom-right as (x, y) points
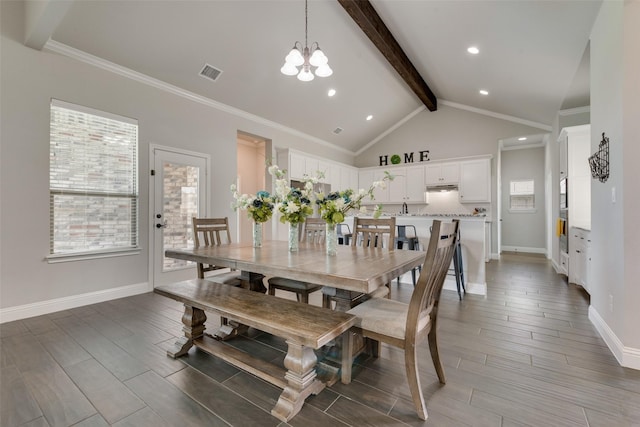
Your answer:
(379, 150), (430, 166)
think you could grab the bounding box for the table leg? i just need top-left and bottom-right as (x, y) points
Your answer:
(271, 340), (324, 422)
(167, 305), (206, 358)
(214, 270), (265, 340)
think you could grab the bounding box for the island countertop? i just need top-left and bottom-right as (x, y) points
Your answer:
(344, 215), (489, 296)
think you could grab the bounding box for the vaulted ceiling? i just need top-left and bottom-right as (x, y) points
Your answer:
(29, 0), (602, 154)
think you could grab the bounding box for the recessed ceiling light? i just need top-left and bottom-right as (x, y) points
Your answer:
(467, 46), (479, 55)
(479, 89), (489, 96)
(328, 89), (336, 97)
(366, 115), (373, 121)
(518, 137), (527, 141)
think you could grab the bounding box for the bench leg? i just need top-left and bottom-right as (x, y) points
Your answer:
(168, 305), (206, 358)
(271, 341), (324, 422)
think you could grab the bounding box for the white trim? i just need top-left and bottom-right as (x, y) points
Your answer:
(501, 246), (547, 254)
(440, 99), (553, 131)
(508, 209), (538, 214)
(589, 306), (640, 370)
(558, 106), (590, 116)
(356, 106), (426, 156)
(0, 282), (151, 324)
(444, 277), (486, 296)
(43, 40), (353, 156)
(46, 248), (141, 263)
(398, 272), (486, 296)
(501, 141), (547, 151)
(51, 98), (138, 125)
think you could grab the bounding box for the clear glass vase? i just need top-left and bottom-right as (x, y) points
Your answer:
(326, 223), (338, 256)
(288, 223), (299, 252)
(252, 221), (263, 248)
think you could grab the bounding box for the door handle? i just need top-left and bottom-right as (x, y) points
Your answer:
(156, 220), (168, 229)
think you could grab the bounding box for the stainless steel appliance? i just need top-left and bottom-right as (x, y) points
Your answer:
(559, 209), (568, 253)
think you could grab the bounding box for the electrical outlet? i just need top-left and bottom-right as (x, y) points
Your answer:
(609, 294), (614, 312)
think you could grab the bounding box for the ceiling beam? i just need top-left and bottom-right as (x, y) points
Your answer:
(337, 0), (437, 111)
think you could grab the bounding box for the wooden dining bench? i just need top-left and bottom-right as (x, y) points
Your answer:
(154, 279), (356, 422)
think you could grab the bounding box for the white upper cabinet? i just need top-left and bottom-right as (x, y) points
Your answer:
(425, 162), (459, 185)
(459, 158), (491, 203)
(359, 169), (389, 203)
(387, 166), (426, 203)
(288, 152), (306, 180)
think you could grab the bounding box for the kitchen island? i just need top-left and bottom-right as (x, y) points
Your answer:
(343, 215), (489, 296)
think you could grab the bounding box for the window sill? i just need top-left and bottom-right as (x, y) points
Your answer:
(508, 209), (537, 214)
(46, 248), (141, 263)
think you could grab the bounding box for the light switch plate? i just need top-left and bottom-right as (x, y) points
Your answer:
(611, 187), (616, 203)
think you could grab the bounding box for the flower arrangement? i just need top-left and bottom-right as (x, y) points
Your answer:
(268, 164), (318, 226)
(316, 171), (393, 225)
(230, 186), (274, 223)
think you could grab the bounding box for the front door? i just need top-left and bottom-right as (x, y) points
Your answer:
(150, 145), (209, 287)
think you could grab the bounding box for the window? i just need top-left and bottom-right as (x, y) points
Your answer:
(509, 179), (535, 212)
(49, 100), (138, 257)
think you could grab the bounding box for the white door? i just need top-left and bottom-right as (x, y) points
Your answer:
(150, 145), (209, 287)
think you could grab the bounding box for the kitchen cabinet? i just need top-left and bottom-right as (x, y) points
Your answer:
(569, 227), (591, 293)
(277, 149), (356, 192)
(359, 169), (389, 203)
(387, 166), (426, 203)
(425, 162), (459, 185)
(459, 158), (491, 203)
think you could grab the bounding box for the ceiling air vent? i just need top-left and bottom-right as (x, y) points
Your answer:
(199, 64), (223, 82)
(333, 127), (343, 135)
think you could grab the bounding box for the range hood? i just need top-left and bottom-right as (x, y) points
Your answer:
(426, 184), (458, 192)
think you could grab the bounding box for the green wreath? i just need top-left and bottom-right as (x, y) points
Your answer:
(390, 154), (401, 164)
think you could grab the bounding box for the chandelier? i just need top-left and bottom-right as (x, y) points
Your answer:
(280, 0), (332, 82)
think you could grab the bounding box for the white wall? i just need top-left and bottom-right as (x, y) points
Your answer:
(0, 1), (350, 315)
(588, 0), (640, 367)
(500, 147), (546, 252)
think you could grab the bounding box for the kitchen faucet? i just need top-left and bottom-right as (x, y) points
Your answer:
(402, 202), (408, 214)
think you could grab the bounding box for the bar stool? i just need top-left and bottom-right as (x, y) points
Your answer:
(429, 224), (465, 299)
(395, 225), (421, 286)
(337, 223), (352, 245)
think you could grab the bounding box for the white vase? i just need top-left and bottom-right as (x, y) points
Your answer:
(326, 223), (338, 256)
(252, 221), (263, 248)
(288, 223), (299, 252)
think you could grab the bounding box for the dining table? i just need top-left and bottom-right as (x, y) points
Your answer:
(165, 240), (425, 384)
(165, 239), (425, 311)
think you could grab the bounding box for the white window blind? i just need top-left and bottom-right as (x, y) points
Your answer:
(49, 99), (138, 255)
(509, 179), (535, 211)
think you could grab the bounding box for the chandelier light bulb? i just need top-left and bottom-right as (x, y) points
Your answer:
(314, 63), (333, 77)
(297, 68), (315, 82)
(309, 48), (327, 67)
(280, 62), (299, 76)
(285, 48), (304, 67)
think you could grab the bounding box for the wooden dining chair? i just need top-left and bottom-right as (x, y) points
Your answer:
(342, 220), (459, 421)
(267, 218), (330, 307)
(192, 217), (241, 285)
(351, 216), (396, 249)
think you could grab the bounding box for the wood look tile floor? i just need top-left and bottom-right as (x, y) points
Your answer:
(3, 253), (640, 426)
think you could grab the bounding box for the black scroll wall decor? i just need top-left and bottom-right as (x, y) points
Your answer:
(589, 132), (610, 183)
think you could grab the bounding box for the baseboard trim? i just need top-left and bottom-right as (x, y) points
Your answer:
(589, 306), (640, 370)
(0, 282), (151, 324)
(444, 277), (486, 296)
(501, 245), (546, 254)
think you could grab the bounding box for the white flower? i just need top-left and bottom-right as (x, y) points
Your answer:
(358, 188), (367, 196)
(285, 203), (300, 214)
(334, 198), (346, 210)
(359, 206), (368, 214)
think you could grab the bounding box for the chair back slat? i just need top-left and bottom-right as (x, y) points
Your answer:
(351, 217), (396, 249)
(301, 218), (326, 244)
(406, 220), (459, 337)
(192, 217), (232, 278)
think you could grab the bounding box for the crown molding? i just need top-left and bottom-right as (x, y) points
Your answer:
(440, 99), (553, 131)
(43, 40), (354, 156)
(558, 105), (590, 116)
